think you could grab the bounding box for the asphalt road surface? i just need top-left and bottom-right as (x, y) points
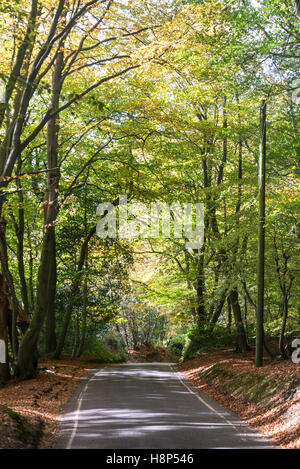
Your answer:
(57, 363), (273, 449)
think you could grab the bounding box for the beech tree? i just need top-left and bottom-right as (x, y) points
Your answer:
(0, 0), (172, 380)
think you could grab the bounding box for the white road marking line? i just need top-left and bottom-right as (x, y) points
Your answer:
(66, 367), (107, 449)
(170, 365), (247, 441)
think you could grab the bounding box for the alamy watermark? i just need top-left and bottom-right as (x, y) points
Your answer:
(96, 195), (204, 250)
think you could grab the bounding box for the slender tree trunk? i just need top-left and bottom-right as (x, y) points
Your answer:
(77, 256), (88, 357)
(27, 222), (35, 312)
(10, 160), (31, 318)
(0, 219), (19, 364)
(54, 198), (120, 359)
(227, 297), (232, 333)
(278, 276), (294, 359)
(210, 288), (227, 326)
(195, 252), (206, 328)
(279, 297), (289, 359)
(256, 100), (267, 367)
(54, 226), (96, 359)
(244, 295), (249, 340)
(184, 253), (197, 324)
(236, 135), (243, 214)
(228, 289), (249, 353)
(72, 310), (80, 358)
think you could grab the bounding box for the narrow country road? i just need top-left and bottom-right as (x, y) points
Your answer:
(57, 363), (273, 449)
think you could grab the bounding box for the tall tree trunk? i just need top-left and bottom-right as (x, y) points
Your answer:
(44, 45), (64, 353)
(256, 100), (266, 367)
(17, 46), (64, 378)
(16, 188), (30, 317)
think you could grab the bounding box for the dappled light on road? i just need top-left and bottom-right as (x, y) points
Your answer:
(58, 364), (273, 449)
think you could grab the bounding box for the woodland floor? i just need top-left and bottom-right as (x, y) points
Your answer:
(0, 356), (96, 449)
(0, 344), (298, 449)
